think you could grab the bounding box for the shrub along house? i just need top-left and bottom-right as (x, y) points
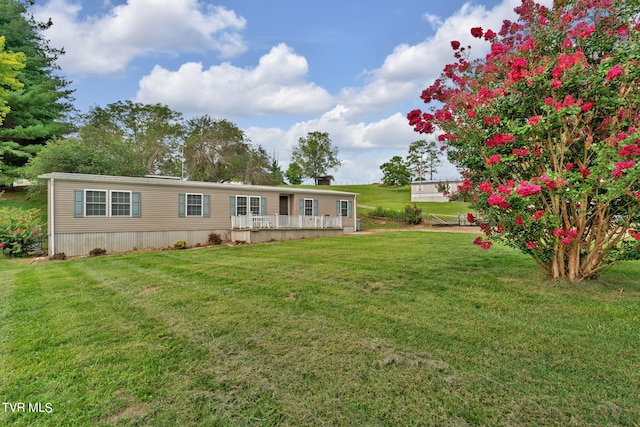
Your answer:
(38, 173), (357, 256)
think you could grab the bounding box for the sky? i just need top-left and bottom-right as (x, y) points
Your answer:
(31, 0), (552, 184)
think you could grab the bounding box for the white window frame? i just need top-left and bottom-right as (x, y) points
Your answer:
(339, 200), (349, 217)
(249, 196), (261, 215)
(110, 190), (132, 217)
(236, 195), (248, 216)
(84, 189), (107, 217)
(186, 193), (203, 217)
(304, 198), (314, 216)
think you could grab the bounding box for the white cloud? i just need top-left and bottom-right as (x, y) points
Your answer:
(135, 43), (334, 117)
(35, 0), (554, 184)
(33, 0), (247, 76)
(242, 0), (551, 183)
(423, 13), (443, 30)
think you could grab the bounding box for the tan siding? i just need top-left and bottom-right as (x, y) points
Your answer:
(47, 175), (357, 254)
(53, 181), (295, 235)
(54, 181), (228, 233)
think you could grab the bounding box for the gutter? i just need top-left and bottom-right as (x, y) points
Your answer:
(49, 178), (54, 256)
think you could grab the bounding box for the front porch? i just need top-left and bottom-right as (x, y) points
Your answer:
(230, 214), (342, 230)
(229, 214), (344, 244)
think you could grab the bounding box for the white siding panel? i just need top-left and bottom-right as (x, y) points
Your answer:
(53, 230), (230, 256)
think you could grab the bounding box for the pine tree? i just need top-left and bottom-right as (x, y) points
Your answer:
(0, 0), (74, 184)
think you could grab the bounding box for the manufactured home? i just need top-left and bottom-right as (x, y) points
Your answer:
(38, 173), (358, 256)
(410, 180), (463, 202)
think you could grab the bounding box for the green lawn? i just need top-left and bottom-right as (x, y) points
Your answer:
(303, 183), (471, 220)
(0, 187), (47, 211)
(1, 232), (639, 426)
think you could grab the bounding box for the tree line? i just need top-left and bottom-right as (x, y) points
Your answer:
(0, 0), (341, 186)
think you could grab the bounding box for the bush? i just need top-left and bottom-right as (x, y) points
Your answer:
(368, 205), (423, 225)
(173, 240), (187, 250)
(0, 208), (44, 257)
(369, 206), (403, 220)
(89, 247), (107, 257)
(403, 204), (423, 225)
(207, 233), (222, 245)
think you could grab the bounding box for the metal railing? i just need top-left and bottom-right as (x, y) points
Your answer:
(231, 214), (342, 230)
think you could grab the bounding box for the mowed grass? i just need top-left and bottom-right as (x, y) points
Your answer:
(1, 232), (640, 426)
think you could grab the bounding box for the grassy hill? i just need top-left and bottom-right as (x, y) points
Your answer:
(2, 232), (639, 426)
(296, 183), (471, 229)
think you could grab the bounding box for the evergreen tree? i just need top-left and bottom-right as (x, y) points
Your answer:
(0, 0), (74, 184)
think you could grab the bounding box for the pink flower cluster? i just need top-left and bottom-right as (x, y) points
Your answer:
(619, 143), (640, 158)
(532, 174), (566, 190)
(553, 228), (579, 245)
(626, 190), (640, 200)
(458, 179), (472, 192)
(516, 181), (542, 197)
(606, 64), (623, 81)
(512, 148), (530, 158)
(486, 154), (502, 165)
(486, 133), (515, 147)
(487, 193), (510, 209)
(568, 22), (596, 40)
(551, 52), (586, 81)
(484, 115), (501, 125)
(544, 94), (586, 112)
(473, 236), (492, 249)
(611, 160), (635, 177)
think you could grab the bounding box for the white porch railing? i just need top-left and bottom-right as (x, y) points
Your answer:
(231, 214), (342, 230)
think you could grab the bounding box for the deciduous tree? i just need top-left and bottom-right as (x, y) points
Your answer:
(285, 162), (303, 185)
(291, 131), (341, 185)
(83, 101), (183, 176)
(408, 0), (640, 281)
(183, 115), (269, 183)
(380, 155), (412, 186)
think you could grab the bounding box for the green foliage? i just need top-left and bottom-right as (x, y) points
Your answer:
(0, 207), (42, 257)
(403, 203), (423, 225)
(285, 161), (304, 185)
(268, 154), (285, 185)
(0, 0), (74, 184)
(369, 205), (404, 220)
(184, 115), (270, 184)
(291, 131), (341, 184)
(172, 240), (187, 250)
(379, 155), (412, 186)
(0, 35), (25, 125)
(368, 203), (423, 225)
(409, 0), (640, 281)
(83, 101), (183, 176)
(407, 139), (442, 181)
(24, 137), (147, 180)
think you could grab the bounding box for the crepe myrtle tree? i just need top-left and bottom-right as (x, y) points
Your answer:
(408, 0), (640, 282)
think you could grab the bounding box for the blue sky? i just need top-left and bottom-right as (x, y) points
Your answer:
(31, 0), (550, 184)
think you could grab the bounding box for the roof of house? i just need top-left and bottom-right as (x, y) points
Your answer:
(38, 172), (358, 197)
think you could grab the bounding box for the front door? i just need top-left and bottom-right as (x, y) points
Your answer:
(279, 195), (289, 215)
